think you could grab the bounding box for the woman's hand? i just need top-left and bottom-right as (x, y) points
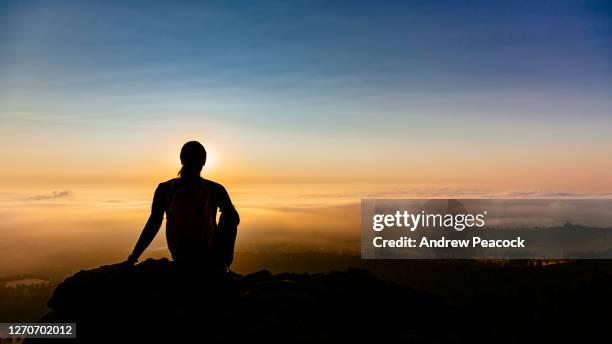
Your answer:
(117, 255), (138, 267)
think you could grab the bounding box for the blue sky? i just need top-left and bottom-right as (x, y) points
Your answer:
(2, 1), (610, 121)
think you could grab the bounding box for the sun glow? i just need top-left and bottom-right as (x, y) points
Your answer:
(204, 149), (217, 171)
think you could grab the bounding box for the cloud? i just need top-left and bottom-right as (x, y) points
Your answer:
(26, 190), (74, 201)
(499, 190), (612, 199)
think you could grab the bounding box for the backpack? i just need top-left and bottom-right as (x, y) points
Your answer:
(165, 179), (216, 258)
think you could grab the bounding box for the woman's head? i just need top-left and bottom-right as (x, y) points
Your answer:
(178, 141), (207, 178)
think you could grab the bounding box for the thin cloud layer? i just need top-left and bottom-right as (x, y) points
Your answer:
(26, 190), (74, 201)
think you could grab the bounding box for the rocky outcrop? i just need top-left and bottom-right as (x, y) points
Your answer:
(43, 259), (471, 342)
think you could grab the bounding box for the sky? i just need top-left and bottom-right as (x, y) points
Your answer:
(0, 0), (611, 190)
(0, 1), (611, 275)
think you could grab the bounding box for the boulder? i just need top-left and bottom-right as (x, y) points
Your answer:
(43, 259), (470, 342)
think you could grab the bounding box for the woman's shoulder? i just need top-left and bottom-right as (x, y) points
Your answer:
(157, 178), (180, 190)
(201, 178), (224, 188)
(159, 178), (180, 185)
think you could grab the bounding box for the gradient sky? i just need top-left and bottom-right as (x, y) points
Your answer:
(1, 0), (611, 191)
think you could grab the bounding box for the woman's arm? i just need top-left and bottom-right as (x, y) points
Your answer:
(125, 184), (165, 265)
(216, 185), (240, 268)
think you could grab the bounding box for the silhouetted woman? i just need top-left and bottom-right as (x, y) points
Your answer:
(125, 141), (239, 273)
